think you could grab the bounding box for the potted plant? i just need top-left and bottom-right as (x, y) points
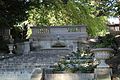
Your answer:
(11, 23), (30, 54)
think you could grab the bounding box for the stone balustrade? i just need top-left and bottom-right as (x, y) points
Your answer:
(31, 25), (86, 33)
(30, 25), (87, 41)
(108, 24), (120, 31)
(108, 24), (120, 35)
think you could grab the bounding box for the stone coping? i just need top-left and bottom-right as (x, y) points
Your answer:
(37, 48), (70, 50)
(31, 25), (86, 28)
(91, 48), (113, 52)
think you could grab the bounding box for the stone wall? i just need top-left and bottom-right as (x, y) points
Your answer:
(0, 72), (94, 80)
(30, 25), (88, 52)
(45, 73), (94, 80)
(0, 71), (31, 80)
(31, 73), (94, 80)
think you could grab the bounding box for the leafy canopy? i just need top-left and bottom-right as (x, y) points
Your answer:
(28, 0), (107, 36)
(1, 0), (119, 36)
(0, 0), (29, 28)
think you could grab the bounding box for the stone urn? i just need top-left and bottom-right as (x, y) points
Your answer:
(91, 48), (113, 68)
(8, 44), (14, 54)
(8, 35), (14, 54)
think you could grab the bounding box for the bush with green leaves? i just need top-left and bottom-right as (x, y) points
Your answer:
(93, 34), (117, 48)
(0, 36), (9, 53)
(11, 23), (29, 43)
(53, 48), (95, 73)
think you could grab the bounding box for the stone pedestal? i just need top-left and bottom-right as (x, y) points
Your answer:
(94, 68), (112, 80)
(24, 41), (30, 54)
(16, 43), (24, 54)
(15, 41), (30, 54)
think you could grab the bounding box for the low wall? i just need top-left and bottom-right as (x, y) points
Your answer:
(0, 71), (31, 80)
(0, 72), (94, 80)
(45, 73), (94, 80)
(31, 73), (94, 80)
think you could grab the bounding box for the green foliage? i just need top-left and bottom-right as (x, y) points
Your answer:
(78, 65), (95, 73)
(0, 37), (9, 53)
(89, 0), (120, 16)
(11, 23), (29, 43)
(53, 60), (95, 73)
(28, 0), (107, 36)
(53, 48), (95, 73)
(1, 0), (119, 36)
(93, 34), (117, 48)
(0, 0), (29, 28)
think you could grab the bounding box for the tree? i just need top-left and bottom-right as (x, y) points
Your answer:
(1, 0), (117, 36)
(28, 0), (107, 36)
(91, 0), (120, 17)
(0, 0), (29, 28)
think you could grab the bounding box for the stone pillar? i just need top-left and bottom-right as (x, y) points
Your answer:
(24, 41), (30, 54)
(94, 67), (112, 80)
(15, 43), (24, 54)
(94, 59), (112, 80)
